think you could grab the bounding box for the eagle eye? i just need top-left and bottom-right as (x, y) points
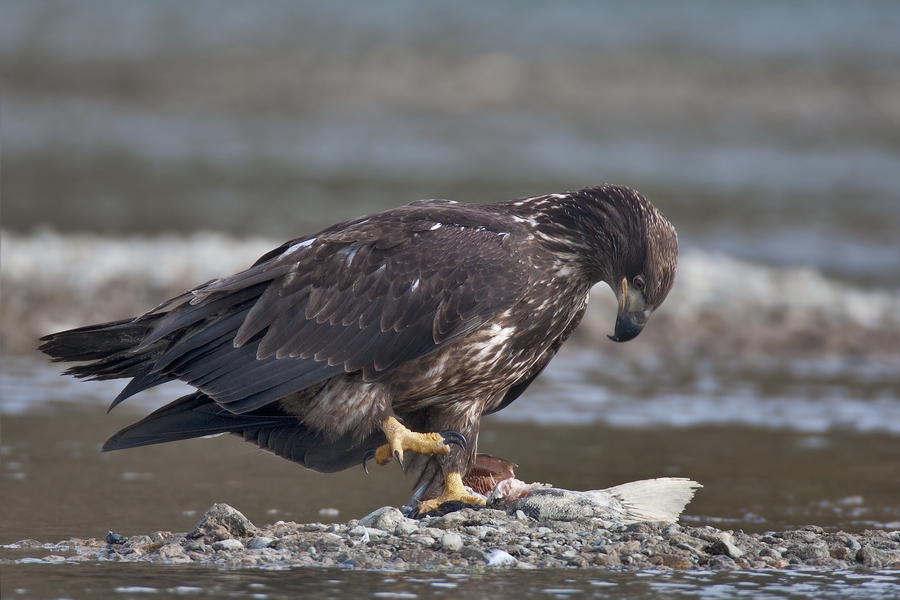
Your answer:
(632, 274), (646, 292)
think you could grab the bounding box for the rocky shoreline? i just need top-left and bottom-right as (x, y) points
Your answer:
(5, 502), (899, 571)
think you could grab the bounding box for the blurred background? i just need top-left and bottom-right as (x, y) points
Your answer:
(3, 0), (899, 279)
(2, 0), (899, 566)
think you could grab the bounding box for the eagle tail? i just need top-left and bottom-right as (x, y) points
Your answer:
(102, 392), (287, 451)
(38, 317), (156, 367)
(103, 392), (264, 452)
(38, 316), (175, 411)
(103, 392), (379, 475)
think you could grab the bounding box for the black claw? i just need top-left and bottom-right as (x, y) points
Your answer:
(439, 430), (467, 450)
(393, 449), (403, 467)
(362, 448), (376, 474)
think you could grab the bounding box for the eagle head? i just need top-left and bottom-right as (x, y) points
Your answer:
(531, 185), (678, 343)
(597, 186), (678, 342)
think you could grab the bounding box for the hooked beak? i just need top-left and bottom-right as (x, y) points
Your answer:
(608, 278), (650, 343)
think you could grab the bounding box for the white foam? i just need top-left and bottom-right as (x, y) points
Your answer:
(1, 229), (277, 292)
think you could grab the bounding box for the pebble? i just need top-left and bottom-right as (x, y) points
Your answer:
(211, 539), (244, 552)
(440, 533), (464, 552)
(247, 537), (275, 549)
(7, 503), (899, 571)
(707, 539), (744, 559)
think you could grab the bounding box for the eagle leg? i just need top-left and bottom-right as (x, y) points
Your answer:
(368, 416), (466, 468)
(416, 471), (487, 514)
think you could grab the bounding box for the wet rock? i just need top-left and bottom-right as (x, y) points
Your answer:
(186, 503), (257, 543)
(707, 539), (744, 559)
(707, 554), (739, 570)
(460, 545), (485, 561)
(792, 541), (830, 561)
(394, 520), (419, 537)
(661, 554), (693, 569)
(13, 491), (899, 572)
(212, 539), (245, 552)
(155, 543), (190, 563)
(105, 532), (126, 544)
(359, 506), (406, 532)
(856, 544), (898, 568)
(247, 536), (275, 549)
(440, 533), (464, 552)
(7, 539), (45, 549)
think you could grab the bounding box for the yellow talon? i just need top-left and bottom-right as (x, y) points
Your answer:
(416, 471), (486, 514)
(374, 416), (457, 467)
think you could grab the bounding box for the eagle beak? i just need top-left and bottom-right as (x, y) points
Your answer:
(608, 278), (650, 343)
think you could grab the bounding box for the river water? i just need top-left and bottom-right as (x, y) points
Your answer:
(2, 1), (899, 598)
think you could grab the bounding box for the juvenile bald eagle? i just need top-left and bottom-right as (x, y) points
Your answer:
(39, 185), (677, 514)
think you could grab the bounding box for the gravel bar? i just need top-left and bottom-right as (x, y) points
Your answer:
(5, 503), (899, 571)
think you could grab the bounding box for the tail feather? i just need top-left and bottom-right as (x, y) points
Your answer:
(38, 318), (154, 364)
(38, 317), (167, 383)
(102, 392), (286, 451)
(103, 392), (381, 475)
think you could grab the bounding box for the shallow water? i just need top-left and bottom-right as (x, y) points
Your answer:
(2, 357), (898, 546)
(2, 382), (899, 599)
(4, 563), (900, 600)
(3, 1), (900, 285)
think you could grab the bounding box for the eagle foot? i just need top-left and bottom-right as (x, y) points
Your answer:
(415, 471), (486, 516)
(363, 417), (466, 472)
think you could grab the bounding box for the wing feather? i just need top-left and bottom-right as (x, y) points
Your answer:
(85, 203), (534, 414)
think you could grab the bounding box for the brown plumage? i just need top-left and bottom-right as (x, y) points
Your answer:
(38, 184), (677, 510)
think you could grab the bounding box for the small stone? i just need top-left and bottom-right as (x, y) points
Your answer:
(795, 541), (829, 561)
(359, 506), (406, 531)
(515, 510), (527, 520)
(707, 554), (737, 570)
(440, 533), (464, 552)
(211, 539), (244, 552)
(772, 558), (790, 568)
(831, 546), (852, 560)
(428, 511), (472, 530)
(662, 524), (682, 535)
(662, 554), (692, 569)
(183, 541), (207, 552)
(7, 539), (44, 549)
(460, 546), (485, 561)
(409, 535), (435, 546)
(247, 537), (275, 550)
(105, 532), (126, 544)
(364, 527), (388, 538)
(857, 545), (890, 568)
(156, 543), (190, 562)
(707, 539), (744, 559)
(394, 520), (419, 537)
(187, 504), (257, 542)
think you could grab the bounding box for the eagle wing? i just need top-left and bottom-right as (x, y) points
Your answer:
(74, 202), (533, 415)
